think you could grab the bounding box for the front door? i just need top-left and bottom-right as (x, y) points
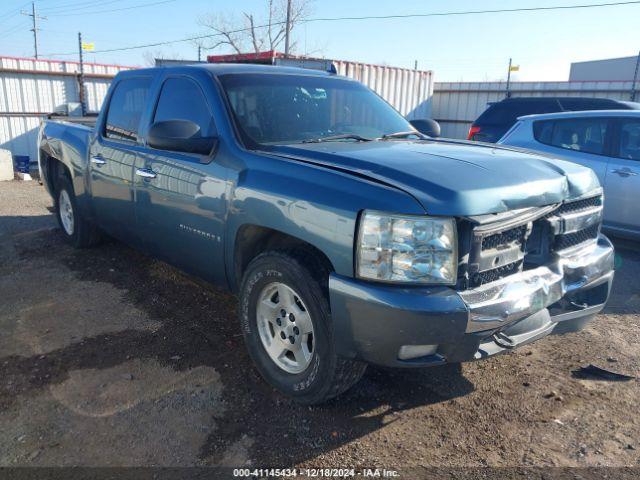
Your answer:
(135, 75), (228, 284)
(537, 116), (612, 184)
(89, 76), (152, 244)
(604, 118), (640, 234)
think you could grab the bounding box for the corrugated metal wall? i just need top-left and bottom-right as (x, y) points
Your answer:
(432, 80), (638, 139)
(0, 56), (133, 165)
(333, 60), (434, 119)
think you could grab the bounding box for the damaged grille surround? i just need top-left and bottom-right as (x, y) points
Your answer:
(459, 192), (603, 290)
(453, 190), (612, 334)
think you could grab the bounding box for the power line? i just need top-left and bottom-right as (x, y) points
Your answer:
(42, 0), (640, 57)
(46, 0), (176, 17)
(41, 2), (127, 18)
(2, 2), (128, 41)
(0, 20), (31, 40)
(38, 0), (125, 13)
(303, 0), (640, 23)
(0, 1), (31, 23)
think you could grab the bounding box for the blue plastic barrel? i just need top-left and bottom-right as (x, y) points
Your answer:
(13, 155), (30, 173)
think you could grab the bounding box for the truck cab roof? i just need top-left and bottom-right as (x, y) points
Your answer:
(116, 62), (338, 79)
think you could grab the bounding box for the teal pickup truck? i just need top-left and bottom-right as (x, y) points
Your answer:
(38, 64), (614, 404)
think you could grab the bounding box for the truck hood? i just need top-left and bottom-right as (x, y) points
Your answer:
(270, 140), (601, 216)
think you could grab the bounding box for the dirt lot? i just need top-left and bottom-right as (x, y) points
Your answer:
(1, 180), (639, 471)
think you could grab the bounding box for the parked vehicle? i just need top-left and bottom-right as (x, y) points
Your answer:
(498, 110), (640, 240)
(38, 65), (614, 404)
(468, 97), (638, 143)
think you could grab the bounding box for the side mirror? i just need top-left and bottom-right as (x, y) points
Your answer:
(409, 119), (441, 138)
(147, 119), (217, 155)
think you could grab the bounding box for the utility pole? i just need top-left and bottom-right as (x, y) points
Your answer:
(21, 2), (46, 59)
(198, 45), (202, 62)
(78, 32), (86, 117)
(631, 49), (640, 102)
(505, 58), (513, 98)
(284, 0), (292, 57)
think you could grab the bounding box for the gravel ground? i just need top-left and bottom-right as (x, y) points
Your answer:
(0, 180), (639, 473)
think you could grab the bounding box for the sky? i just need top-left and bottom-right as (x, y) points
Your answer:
(0, 0), (639, 82)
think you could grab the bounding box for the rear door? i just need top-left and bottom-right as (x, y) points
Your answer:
(89, 76), (151, 244)
(135, 73), (228, 283)
(603, 117), (640, 233)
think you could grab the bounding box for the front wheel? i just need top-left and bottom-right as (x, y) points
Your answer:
(239, 251), (366, 404)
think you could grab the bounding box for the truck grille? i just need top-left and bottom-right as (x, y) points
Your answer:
(471, 260), (523, 287)
(463, 194), (602, 289)
(481, 225), (527, 250)
(554, 223), (600, 251)
(556, 195), (602, 214)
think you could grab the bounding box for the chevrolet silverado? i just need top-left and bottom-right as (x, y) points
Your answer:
(38, 64), (614, 404)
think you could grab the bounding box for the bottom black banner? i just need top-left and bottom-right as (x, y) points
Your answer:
(1, 467), (639, 480)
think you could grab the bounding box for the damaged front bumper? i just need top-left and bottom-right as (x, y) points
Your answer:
(329, 234), (614, 367)
(460, 234), (614, 333)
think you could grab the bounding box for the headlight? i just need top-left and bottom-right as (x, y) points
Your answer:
(356, 211), (458, 285)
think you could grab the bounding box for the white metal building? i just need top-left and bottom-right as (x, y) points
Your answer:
(0, 56), (134, 166)
(569, 55), (640, 82)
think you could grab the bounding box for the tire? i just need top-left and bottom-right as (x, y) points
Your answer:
(54, 175), (101, 248)
(239, 250), (366, 404)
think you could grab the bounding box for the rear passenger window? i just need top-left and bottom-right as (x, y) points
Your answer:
(105, 77), (151, 142)
(153, 77), (215, 136)
(534, 118), (609, 155)
(617, 120), (640, 161)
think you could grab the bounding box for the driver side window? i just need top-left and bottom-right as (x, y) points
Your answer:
(153, 77), (216, 137)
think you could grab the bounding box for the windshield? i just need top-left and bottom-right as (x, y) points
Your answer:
(219, 73), (413, 146)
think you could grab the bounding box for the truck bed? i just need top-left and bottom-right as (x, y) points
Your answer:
(46, 113), (98, 127)
(39, 117), (95, 193)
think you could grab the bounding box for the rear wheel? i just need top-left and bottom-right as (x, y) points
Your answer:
(239, 250), (366, 404)
(54, 175), (101, 248)
(58, 188), (75, 237)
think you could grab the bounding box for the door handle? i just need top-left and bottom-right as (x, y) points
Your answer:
(90, 155), (106, 165)
(611, 168), (638, 177)
(135, 168), (157, 179)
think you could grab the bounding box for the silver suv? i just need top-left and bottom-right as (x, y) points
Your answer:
(499, 110), (640, 240)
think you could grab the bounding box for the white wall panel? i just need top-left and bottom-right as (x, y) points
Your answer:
(333, 60), (434, 119)
(0, 56), (134, 164)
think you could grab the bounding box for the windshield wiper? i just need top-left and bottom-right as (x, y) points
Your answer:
(380, 131), (428, 140)
(302, 134), (373, 143)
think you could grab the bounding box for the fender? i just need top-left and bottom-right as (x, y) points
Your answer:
(222, 150), (426, 290)
(39, 119), (94, 220)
